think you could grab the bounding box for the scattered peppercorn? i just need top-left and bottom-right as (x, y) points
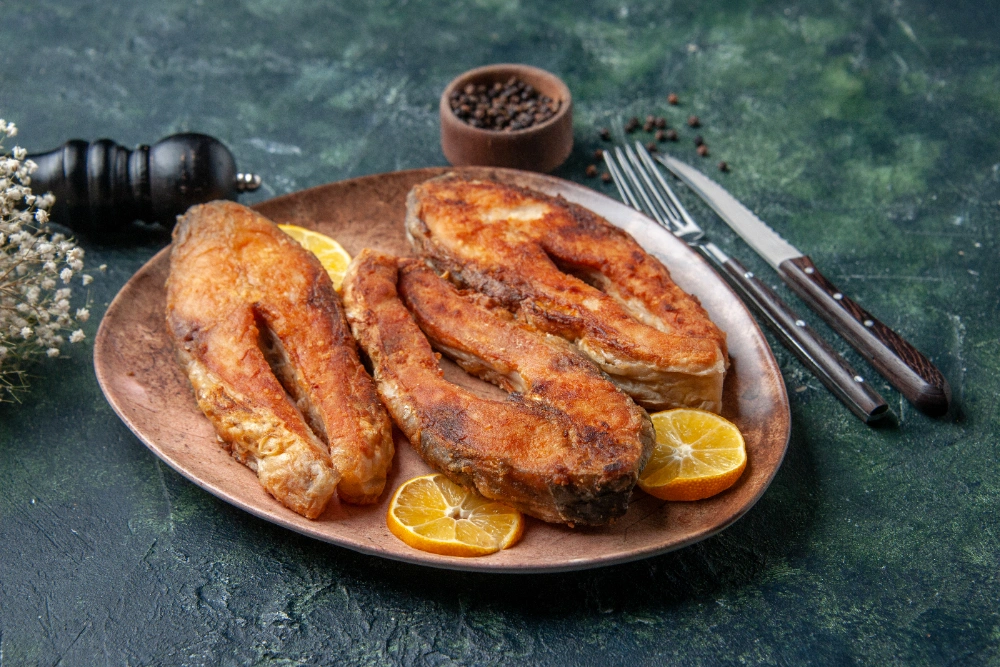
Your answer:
(449, 76), (560, 131)
(718, 161), (729, 172)
(646, 142), (658, 152)
(599, 127), (610, 141)
(693, 135), (704, 146)
(668, 93), (679, 105)
(697, 144), (709, 156)
(688, 115), (701, 128)
(625, 116), (640, 133)
(665, 129), (678, 141)
(594, 149), (604, 160)
(654, 117), (667, 129)
(601, 172), (612, 183)
(655, 129), (666, 142)
(643, 115), (655, 132)
(585, 164), (598, 177)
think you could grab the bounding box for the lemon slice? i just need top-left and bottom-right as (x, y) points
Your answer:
(386, 474), (524, 557)
(278, 224), (351, 289)
(638, 408), (747, 501)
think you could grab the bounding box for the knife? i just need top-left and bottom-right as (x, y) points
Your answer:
(658, 154), (951, 417)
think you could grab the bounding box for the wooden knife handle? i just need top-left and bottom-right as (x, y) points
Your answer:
(715, 255), (889, 423)
(778, 256), (951, 416)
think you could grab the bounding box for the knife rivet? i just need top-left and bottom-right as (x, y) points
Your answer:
(795, 319), (806, 327)
(864, 319), (874, 327)
(854, 376), (864, 383)
(744, 271), (754, 279)
(833, 292), (843, 300)
(804, 267), (815, 274)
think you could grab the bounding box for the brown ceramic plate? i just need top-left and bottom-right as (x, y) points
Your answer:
(94, 167), (790, 573)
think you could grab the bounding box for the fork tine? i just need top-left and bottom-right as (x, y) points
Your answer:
(623, 144), (680, 227)
(608, 147), (676, 235)
(602, 150), (642, 210)
(633, 143), (704, 241)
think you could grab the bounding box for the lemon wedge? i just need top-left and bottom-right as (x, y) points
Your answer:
(387, 474), (524, 557)
(638, 408), (747, 501)
(278, 224), (351, 289)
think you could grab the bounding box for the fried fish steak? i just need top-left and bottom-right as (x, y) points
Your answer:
(166, 201), (394, 518)
(406, 174), (729, 412)
(341, 249), (654, 526)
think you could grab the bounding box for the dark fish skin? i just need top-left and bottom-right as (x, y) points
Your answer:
(341, 249), (654, 526)
(405, 174), (729, 412)
(166, 201), (393, 518)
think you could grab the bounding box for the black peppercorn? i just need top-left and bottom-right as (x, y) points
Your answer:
(665, 129), (678, 141)
(718, 161), (729, 172)
(668, 93), (679, 105)
(451, 77), (559, 131)
(697, 144), (709, 156)
(625, 116), (640, 133)
(655, 130), (666, 142)
(694, 135), (704, 146)
(601, 172), (612, 183)
(586, 164), (598, 177)
(599, 128), (610, 141)
(688, 115), (701, 128)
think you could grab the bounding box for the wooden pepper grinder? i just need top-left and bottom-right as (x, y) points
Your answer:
(26, 133), (261, 235)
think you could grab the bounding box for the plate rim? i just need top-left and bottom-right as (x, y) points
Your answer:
(94, 166), (791, 574)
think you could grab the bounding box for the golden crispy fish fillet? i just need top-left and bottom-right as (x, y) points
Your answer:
(341, 249), (654, 526)
(406, 175), (729, 412)
(166, 201), (393, 518)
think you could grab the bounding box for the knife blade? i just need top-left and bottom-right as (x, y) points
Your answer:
(658, 154), (951, 417)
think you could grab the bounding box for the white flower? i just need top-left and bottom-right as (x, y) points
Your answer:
(0, 119), (96, 399)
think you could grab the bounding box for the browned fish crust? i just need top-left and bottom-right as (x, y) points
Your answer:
(342, 249), (654, 526)
(166, 201), (393, 518)
(406, 174), (729, 412)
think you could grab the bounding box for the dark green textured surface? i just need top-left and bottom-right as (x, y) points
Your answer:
(1, 1), (998, 664)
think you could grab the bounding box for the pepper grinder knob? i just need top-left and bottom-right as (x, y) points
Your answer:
(26, 132), (261, 236)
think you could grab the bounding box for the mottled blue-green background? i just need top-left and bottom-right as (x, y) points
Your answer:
(1, 0), (997, 664)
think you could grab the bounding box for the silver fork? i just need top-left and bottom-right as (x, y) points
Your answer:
(605, 142), (889, 423)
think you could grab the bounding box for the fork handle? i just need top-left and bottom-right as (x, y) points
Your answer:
(778, 256), (950, 417)
(703, 250), (889, 423)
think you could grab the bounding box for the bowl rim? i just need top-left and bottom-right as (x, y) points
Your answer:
(439, 63), (572, 137)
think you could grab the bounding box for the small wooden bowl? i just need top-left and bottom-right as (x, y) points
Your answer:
(439, 64), (573, 173)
